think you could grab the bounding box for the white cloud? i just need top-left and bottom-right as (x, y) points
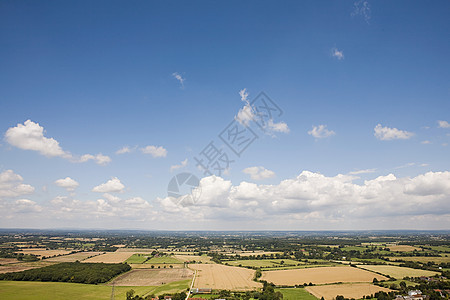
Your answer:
(159, 171), (450, 225)
(308, 125), (336, 139)
(5, 120), (111, 165)
(421, 140), (431, 144)
(438, 120), (450, 128)
(170, 158), (188, 172)
(5, 120), (70, 158)
(141, 145), (167, 158)
(236, 88), (256, 126)
(351, 0), (371, 23)
(54, 177), (79, 192)
(92, 177), (125, 193)
(12, 199), (42, 213)
(348, 168), (376, 175)
(374, 124), (414, 140)
(172, 72), (185, 88)
(116, 146), (135, 155)
(243, 166), (275, 180)
(331, 47), (344, 60)
(0, 170), (34, 199)
(267, 120), (290, 133)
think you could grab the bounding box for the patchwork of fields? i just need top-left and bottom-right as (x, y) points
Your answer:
(356, 265), (440, 279)
(261, 266), (387, 285)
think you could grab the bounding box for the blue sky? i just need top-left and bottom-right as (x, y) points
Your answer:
(0, 0), (449, 230)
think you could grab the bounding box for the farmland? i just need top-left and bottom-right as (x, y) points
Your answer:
(305, 283), (392, 300)
(261, 266), (387, 285)
(17, 249), (72, 258)
(110, 268), (193, 286)
(387, 245), (422, 252)
(356, 265), (440, 279)
(44, 251), (103, 262)
(225, 259), (303, 269)
(275, 288), (318, 300)
(191, 263), (262, 291)
(0, 261), (57, 274)
(82, 251), (134, 263)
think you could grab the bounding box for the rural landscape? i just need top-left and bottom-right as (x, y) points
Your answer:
(0, 230), (449, 299)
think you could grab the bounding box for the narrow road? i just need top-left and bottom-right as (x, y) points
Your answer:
(185, 268), (197, 300)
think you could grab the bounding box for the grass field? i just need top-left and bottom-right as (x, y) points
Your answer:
(0, 280), (190, 299)
(356, 265), (439, 279)
(305, 283), (392, 300)
(109, 268), (193, 286)
(125, 254), (149, 264)
(44, 251), (103, 262)
(191, 263), (262, 291)
(145, 256), (183, 264)
(276, 288), (317, 300)
(83, 251), (134, 263)
(261, 266), (387, 285)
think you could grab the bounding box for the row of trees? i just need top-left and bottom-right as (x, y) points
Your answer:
(0, 262), (131, 284)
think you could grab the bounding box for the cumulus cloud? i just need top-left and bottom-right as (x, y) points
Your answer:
(92, 177), (125, 193)
(331, 47), (344, 60)
(170, 158), (188, 172)
(116, 146), (135, 155)
(141, 145), (167, 158)
(438, 120), (450, 128)
(421, 140), (431, 145)
(348, 168), (376, 175)
(236, 88), (256, 126)
(243, 166), (276, 180)
(54, 177), (79, 192)
(172, 72), (185, 88)
(79, 154), (111, 166)
(5, 120), (111, 165)
(0, 170), (35, 199)
(267, 120), (290, 133)
(158, 171), (450, 224)
(308, 125), (335, 139)
(374, 124), (414, 140)
(12, 199), (42, 213)
(351, 0), (371, 23)
(5, 120), (70, 158)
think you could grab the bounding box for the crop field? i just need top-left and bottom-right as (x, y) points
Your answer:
(125, 254), (150, 264)
(109, 268), (193, 286)
(45, 251), (103, 262)
(174, 254), (212, 263)
(389, 256), (450, 264)
(17, 248), (72, 258)
(261, 266), (387, 285)
(356, 265), (439, 279)
(236, 251), (283, 257)
(305, 283), (392, 300)
(0, 280), (190, 300)
(0, 261), (57, 274)
(191, 263), (262, 291)
(0, 258), (19, 265)
(83, 251), (134, 263)
(387, 245), (422, 252)
(116, 248), (156, 252)
(225, 259), (302, 269)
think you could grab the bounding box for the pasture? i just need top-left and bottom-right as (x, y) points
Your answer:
(261, 266), (387, 285)
(305, 283), (392, 300)
(109, 268), (193, 286)
(356, 265), (439, 279)
(191, 263), (262, 291)
(145, 256), (183, 264)
(276, 288), (317, 300)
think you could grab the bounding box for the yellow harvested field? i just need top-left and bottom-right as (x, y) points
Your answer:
(110, 268), (193, 286)
(0, 261), (56, 274)
(45, 251), (103, 262)
(389, 256), (450, 264)
(83, 252), (134, 263)
(261, 266), (387, 285)
(191, 263), (262, 291)
(116, 248), (155, 252)
(130, 264), (184, 269)
(356, 265), (439, 279)
(175, 255), (212, 263)
(387, 245), (421, 252)
(227, 251), (282, 257)
(0, 258), (19, 265)
(17, 249), (72, 257)
(306, 283), (392, 300)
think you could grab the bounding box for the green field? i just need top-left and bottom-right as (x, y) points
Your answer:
(0, 280), (190, 300)
(125, 254), (149, 264)
(145, 256), (183, 264)
(276, 288), (318, 300)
